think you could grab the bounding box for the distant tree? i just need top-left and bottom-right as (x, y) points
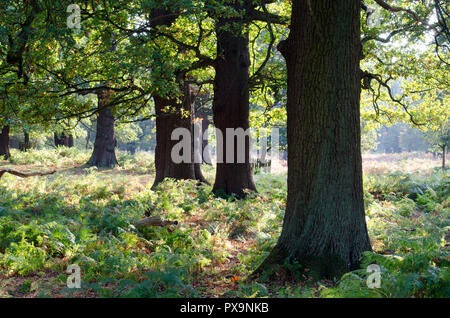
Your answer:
(211, 0), (288, 197)
(377, 125), (402, 153)
(87, 90), (119, 168)
(54, 132), (74, 148)
(361, 119), (380, 153)
(376, 124), (430, 153)
(115, 122), (143, 154)
(0, 125), (10, 160)
(425, 121), (450, 171)
(399, 125), (428, 153)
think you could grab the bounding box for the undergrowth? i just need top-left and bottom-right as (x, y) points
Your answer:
(0, 148), (448, 298)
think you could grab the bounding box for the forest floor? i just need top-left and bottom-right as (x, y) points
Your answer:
(0, 149), (448, 298)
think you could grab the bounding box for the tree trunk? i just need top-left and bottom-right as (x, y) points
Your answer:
(195, 93), (213, 165)
(0, 125), (10, 160)
(212, 2), (257, 197)
(193, 119), (209, 184)
(86, 125), (92, 149)
(200, 115), (213, 165)
(87, 90), (118, 168)
(442, 144), (446, 172)
(152, 83), (207, 189)
(258, 0), (372, 279)
(21, 131), (31, 151)
(54, 132), (74, 147)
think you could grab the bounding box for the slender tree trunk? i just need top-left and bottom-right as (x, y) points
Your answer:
(195, 93), (213, 165)
(54, 133), (60, 147)
(193, 119), (209, 184)
(0, 125), (10, 160)
(87, 90), (118, 168)
(152, 83), (207, 189)
(86, 125), (92, 149)
(442, 144), (446, 172)
(200, 115), (213, 165)
(21, 131), (31, 151)
(212, 2), (257, 197)
(258, 0), (372, 279)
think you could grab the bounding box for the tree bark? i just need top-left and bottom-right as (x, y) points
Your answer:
(0, 125), (10, 160)
(149, 8), (207, 188)
(87, 90), (118, 168)
(212, 2), (257, 197)
(258, 0), (372, 278)
(152, 83), (207, 189)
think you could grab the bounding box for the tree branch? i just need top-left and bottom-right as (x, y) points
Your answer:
(361, 70), (425, 126)
(248, 9), (289, 25)
(373, 0), (430, 26)
(0, 168), (56, 180)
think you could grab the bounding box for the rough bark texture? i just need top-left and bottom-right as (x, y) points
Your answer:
(87, 90), (118, 168)
(212, 2), (257, 197)
(259, 0), (372, 278)
(0, 126), (10, 160)
(54, 132), (74, 148)
(152, 83), (207, 189)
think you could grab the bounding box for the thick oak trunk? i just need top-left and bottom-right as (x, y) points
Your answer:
(87, 90), (118, 168)
(0, 126), (10, 160)
(259, 0), (372, 278)
(54, 132), (74, 148)
(149, 8), (206, 188)
(152, 83), (207, 189)
(212, 3), (257, 197)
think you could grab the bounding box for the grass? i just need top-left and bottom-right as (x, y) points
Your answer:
(362, 152), (443, 175)
(0, 148), (448, 298)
